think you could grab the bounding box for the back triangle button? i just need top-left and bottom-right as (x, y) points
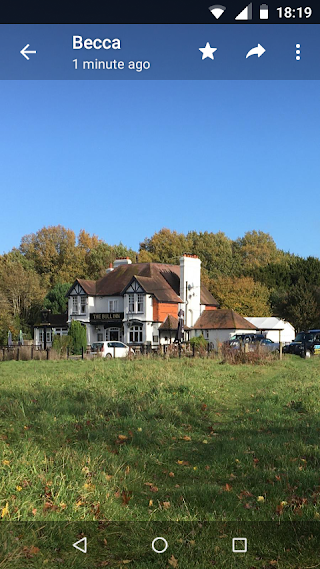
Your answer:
(73, 537), (87, 553)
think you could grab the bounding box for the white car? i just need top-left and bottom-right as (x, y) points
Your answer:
(91, 341), (134, 358)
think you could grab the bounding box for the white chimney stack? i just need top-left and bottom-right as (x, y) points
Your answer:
(113, 257), (133, 268)
(179, 255), (201, 327)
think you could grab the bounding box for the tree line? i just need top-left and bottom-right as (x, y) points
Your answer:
(0, 225), (319, 343)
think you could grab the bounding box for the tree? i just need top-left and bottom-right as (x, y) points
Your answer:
(19, 225), (78, 286)
(43, 283), (71, 314)
(234, 230), (282, 271)
(68, 320), (87, 354)
(272, 279), (320, 331)
(139, 228), (189, 263)
(0, 257), (45, 334)
(210, 276), (271, 316)
(187, 230), (241, 278)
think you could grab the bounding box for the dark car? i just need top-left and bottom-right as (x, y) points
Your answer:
(229, 334), (279, 353)
(283, 330), (320, 358)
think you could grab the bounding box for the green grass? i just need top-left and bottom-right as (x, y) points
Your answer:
(1, 357), (320, 566)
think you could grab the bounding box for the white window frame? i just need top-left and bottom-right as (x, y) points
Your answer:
(72, 296), (79, 314)
(137, 293), (144, 313)
(109, 299), (118, 313)
(97, 332), (103, 342)
(80, 296), (87, 314)
(129, 325), (143, 343)
(128, 293), (134, 313)
(39, 330), (44, 343)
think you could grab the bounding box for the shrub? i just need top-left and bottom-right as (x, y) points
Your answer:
(68, 320), (87, 355)
(190, 335), (208, 348)
(52, 334), (70, 358)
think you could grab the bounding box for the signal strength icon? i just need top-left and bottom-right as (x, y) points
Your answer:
(209, 4), (226, 19)
(235, 2), (253, 20)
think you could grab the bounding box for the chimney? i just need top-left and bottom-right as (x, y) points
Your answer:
(179, 255), (201, 327)
(113, 257), (133, 268)
(106, 263), (114, 274)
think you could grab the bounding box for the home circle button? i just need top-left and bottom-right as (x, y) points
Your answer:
(152, 537), (168, 553)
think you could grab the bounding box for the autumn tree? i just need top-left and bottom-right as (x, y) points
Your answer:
(139, 228), (189, 263)
(234, 230), (282, 271)
(19, 225), (78, 286)
(0, 257), (45, 335)
(210, 276), (271, 316)
(187, 230), (241, 278)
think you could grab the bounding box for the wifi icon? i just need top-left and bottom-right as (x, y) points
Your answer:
(209, 4), (226, 19)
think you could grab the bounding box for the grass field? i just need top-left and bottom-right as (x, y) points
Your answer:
(1, 356), (320, 567)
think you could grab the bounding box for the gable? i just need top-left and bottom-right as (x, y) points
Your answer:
(123, 278), (145, 294)
(69, 282), (87, 296)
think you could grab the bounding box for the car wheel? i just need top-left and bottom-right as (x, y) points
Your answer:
(303, 349), (311, 359)
(106, 353), (112, 358)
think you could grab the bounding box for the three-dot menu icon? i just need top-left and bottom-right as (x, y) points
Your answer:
(296, 44), (301, 60)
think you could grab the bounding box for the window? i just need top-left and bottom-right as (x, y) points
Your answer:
(81, 296), (87, 314)
(109, 299), (118, 312)
(204, 330), (209, 340)
(46, 331), (52, 342)
(72, 296), (79, 314)
(130, 325), (143, 343)
(153, 335), (159, 343)
(137, 293), (144, 312)
(128, 293), (134, 313)
(39, 330), (44, 343)
(97, 333), (103, 341)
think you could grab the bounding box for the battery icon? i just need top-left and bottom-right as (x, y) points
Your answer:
(260, 4), (269, 19)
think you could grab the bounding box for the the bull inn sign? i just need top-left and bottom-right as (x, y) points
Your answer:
(90, 313), (124, 323)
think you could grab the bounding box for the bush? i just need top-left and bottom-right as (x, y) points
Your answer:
(190, 335), (208, 348)
(68, 320), (87, 355)
(52, 334), (70, 358)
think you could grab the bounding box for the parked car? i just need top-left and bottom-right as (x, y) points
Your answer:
(229, 333), (279, 353)
(91, 341), (134, 358)
(283, 330), (320, 358)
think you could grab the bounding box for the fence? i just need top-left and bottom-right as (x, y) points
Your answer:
(0, 345), (86, 362)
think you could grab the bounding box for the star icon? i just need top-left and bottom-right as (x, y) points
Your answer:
(199, 42), (218, 60)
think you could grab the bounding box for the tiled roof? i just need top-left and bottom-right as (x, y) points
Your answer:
(68, 263), (218, 306)
(159, 315), (190, 330)
(193, 309), (256, 330)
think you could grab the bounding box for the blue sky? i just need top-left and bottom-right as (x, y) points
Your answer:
(1, 79), (319, 258)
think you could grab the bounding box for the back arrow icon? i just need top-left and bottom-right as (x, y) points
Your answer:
(246, 44), (266, 59)
(20, 44), (37, 60)
(73, 537), (87, 553)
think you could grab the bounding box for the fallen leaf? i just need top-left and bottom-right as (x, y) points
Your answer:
(1, 502), (9, 518)
(181, 436), (191, 441)
(118, 435), (128, 441)
(168, 555), (178, 568)
(148, 499), (153, 507)
(177, 460), (189, 466)
(150, 486), (158, 493)
(169, 472), (175, 478)
(224, 484), (232, 492)
(32, 508), (37, 516)
(16, 486), (22, 492)
(121, 490), (132, 506)
(162, 501), (171, 509)
(257, 496), (265, 502)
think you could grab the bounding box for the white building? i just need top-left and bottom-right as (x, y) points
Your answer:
(192, 309), (257, 349)
(245, 317), (295, 344)
(60, 255), (219, 349)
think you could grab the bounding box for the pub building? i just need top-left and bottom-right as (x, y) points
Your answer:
(34, 255), (219, 349)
